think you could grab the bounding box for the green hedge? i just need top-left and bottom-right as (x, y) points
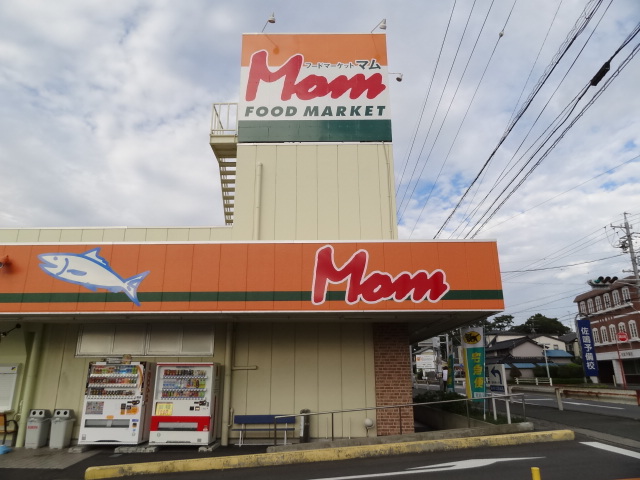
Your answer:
(532, 363), (584, 379)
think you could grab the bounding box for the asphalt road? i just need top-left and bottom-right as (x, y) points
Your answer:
(3, 387), (639, 480)
(70, 437), (640, 480)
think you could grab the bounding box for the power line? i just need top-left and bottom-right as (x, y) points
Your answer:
(395, 1), (458, 211)
(406, 0), (516, 237)
(435, 0), (605, 238)
(477, 154), (640, 235)
(501, 253), (625, 273)
(468, 35), (640, 237)
(462, 0), (614, 235)
(398, 0), (481, 221)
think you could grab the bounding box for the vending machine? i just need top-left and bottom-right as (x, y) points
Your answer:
(78, 361), (154, 445)
(149, 363), (220, 445)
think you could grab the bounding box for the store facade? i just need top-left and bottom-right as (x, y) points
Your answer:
(0, 33), (503, 447)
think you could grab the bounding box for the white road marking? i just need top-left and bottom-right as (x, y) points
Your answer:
(581, 441), (640, 460)
(563, 401), (623, 410)
(308, 457), (543, 479)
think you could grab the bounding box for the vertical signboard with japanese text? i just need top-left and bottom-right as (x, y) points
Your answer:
(239, 34), (392, 143)
(577, 318), (599, 378)
(461, 327), (485, 401)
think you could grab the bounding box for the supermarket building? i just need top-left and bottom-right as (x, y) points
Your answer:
(0, 33), (503, 447)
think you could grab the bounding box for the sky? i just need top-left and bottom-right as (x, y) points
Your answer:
(1, 0), (639, 331)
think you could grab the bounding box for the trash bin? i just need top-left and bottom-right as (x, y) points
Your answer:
(49, 409), (75, 449)
(25, 409), (51, 449)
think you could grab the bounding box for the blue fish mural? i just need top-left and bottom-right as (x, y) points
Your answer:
(38, 248), (150, 306)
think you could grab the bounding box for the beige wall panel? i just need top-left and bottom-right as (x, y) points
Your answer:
(122, 228), (147, 242)
(363, 325), (377, 414)
(294, 323), (319, 415)
(232, 145), (257, 241)
(379, 144), (398, 239)
(337, 145), (361, 239)
(166, 229), (189, 241)
(189, 228), (233, 241)
(270, 323), (296, 414)
(0, 229), (19, 242)
(295, 147), (318, 240)
(59, 230), (83, 242)
(316, 146), (340, 239)
(273, 146), (298, 240)
(80, 229), (106, 243)
(317, 324), (343, 438)
(245, 323), (273, 413)
(340, 324), (368, 438)
(255, 146), (278, 240)
(38, 229), (63, 242)
(56, 326), (90, 439)
(230, 323), (251, 414)
(102, 229), (126, 242)
(145, 229), (169, 242)
(16, 230), (40, 242)
(33, 325), (67, 408)
(357, 145), (384, 239)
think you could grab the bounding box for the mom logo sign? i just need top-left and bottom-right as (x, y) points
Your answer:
(312, 245), (450, 305)
(239, 34), (392, 143)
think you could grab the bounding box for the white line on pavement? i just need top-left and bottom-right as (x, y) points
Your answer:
(581, 441), (640, 460)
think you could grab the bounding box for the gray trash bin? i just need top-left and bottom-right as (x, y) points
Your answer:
(49, 409), (75, 449)
(25, 409), (51, 449)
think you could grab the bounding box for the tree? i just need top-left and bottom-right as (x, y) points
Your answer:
(512, 313), (570, 335)
(485, 314), (514, 331)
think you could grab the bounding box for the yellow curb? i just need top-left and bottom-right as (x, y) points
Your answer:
(85, 430), (574, 479)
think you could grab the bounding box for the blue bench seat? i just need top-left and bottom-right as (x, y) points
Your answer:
(232, 414), (296, 446)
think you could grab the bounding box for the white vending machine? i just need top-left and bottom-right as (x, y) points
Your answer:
(149, 363), (220, 445)
(78, 361), (154, 445)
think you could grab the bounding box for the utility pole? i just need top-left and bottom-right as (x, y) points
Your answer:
(611, 212), (640, 296)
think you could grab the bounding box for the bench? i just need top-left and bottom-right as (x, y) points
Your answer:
(232, 414), (296, 446)
(1, 411), (18, 447)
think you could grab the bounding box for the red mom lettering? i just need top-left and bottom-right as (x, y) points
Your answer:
(245, 50), (386, 101)
(312, 245), (450, 305)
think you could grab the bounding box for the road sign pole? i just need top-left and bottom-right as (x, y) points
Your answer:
(616, 338), (628, 390)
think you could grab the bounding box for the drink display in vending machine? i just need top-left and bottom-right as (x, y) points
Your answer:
(149, 363), (220, 445)
(78, 361), (154, 445)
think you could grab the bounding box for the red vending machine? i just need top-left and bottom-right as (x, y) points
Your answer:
(78, 361), (154, 445)
(149, 363), (220, 445)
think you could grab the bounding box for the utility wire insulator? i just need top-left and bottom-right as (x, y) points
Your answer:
(590, 61), (610, 86)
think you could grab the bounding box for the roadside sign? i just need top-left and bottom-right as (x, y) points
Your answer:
(416, 354), (436, 370)
(618, 331), (629, 342)
(487, 364), (507, 394)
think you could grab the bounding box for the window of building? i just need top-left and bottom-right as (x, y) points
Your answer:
(587, 299), (594, 313)
(595, 297), (602, 311)
(622, 287), (631, 302)
(618, 322), (627, 333)
(609, 324), (617, 341)
(579, 302), (586, 314)
(603, 294), (612, 309)
(612, 290), (621, 306)
(600, 326), (609, 343)
(630, 320), (639, 339)
(592, 328), (600, 343)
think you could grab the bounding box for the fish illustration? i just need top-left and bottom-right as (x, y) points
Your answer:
(38, 248), (150, 306)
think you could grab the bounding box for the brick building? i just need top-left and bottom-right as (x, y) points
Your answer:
(574, 276), (640, 386)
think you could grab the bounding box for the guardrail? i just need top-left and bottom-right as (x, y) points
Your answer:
(211, 103), (238, 135)
(509, 384), (640, 410)
(273, 393), (527, 446)
(515, 377), (553, 386)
